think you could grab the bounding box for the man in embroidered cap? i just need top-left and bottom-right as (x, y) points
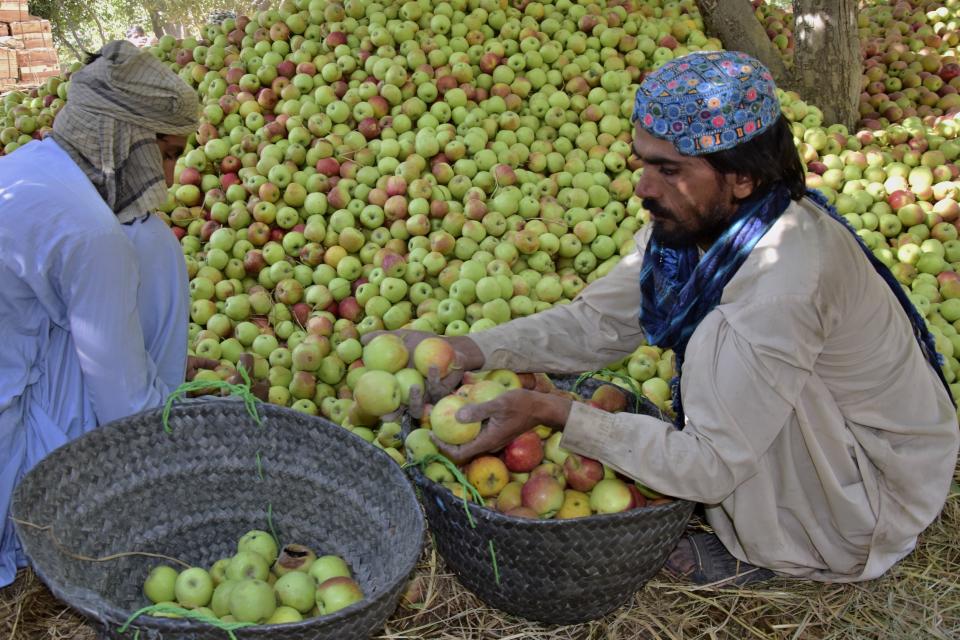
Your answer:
(0, 41), (216, 588)
(370, 51), (959, 584)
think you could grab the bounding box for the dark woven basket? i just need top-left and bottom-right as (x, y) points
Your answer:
(11, 398), (425, 640)
(408, 375), (694, 624)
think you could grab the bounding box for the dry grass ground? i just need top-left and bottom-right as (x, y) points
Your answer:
(2, 468), (958, 640)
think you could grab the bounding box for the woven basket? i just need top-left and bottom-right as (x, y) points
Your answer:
(11, 398), (425, 640)
(408, 375), (694, 624)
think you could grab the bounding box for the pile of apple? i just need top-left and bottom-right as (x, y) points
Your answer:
(5, 0), (960, 421)
(142, 529), (364, 625)
(140, 0), (712, 422)
(0, 75), (71, 155)
(401, 362), (672, 519)
(753, 0), (960, 129)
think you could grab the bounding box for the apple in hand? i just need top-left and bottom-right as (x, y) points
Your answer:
(430, 394), (481, 444)
(413, 337), (457, 377)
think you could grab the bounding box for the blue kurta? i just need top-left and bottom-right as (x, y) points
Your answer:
(0, 139), (174, 586)
(122, 213), (189, 390)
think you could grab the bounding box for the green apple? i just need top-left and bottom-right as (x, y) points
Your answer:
(353, 370), (401, 416)
(394, 368), (425, 404)
(209, 558), (231, 586)
(308, 555), (352, 585)
(143, 565), (178, 604)
(274, 571), (317, 613)
(228, 579), (277, 623)
(430, 394), (481, 444)
(266, 605), (304, 624)
(174, 567), (214, 609)
(589, 478), (634, 514)
(237, 529), (279, 566)
(404, 428), (439, 462)
(210, 580), (237, 617)
(361, 333), (409, 372)
(316, 576), (364, 615)
(225, 550), (271, 582)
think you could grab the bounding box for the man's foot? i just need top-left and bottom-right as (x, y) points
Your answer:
(663, 533), (776, 587)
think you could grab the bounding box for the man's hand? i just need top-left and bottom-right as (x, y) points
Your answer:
(361, 330), (485, 408)
(435, 389), (573, 464)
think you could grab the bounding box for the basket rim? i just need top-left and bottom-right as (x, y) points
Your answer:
(15, 397), (427, 635)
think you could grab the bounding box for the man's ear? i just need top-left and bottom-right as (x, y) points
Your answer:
(730, 172), (757, 200)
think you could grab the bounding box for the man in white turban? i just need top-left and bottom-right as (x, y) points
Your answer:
(0, 41), (211, 587)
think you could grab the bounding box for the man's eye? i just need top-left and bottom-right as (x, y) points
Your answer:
(660, 166), (677, 176)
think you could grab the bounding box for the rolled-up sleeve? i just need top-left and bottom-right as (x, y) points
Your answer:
(562, 296), (823, 504)
(470, 229), (650, 373)
(60, 230), (169, 423)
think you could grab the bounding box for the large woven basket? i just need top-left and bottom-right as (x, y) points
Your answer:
(408, 375), (694, 624)
(11, 398), (425, 640)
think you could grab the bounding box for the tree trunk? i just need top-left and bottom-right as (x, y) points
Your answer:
(791, 0), (861, 130)
(694, 0), (790, 86)
(55, 26), (84, 60)
(695, 0), (861, 130)
(149, 9), (166, 38)
(91, 11), (107, 46)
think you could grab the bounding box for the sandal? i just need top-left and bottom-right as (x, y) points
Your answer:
(663, 532), (776, 587)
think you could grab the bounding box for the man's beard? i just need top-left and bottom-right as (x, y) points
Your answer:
(644, 199), (737, 249)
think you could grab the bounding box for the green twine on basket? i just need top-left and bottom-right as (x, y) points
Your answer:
(161, 365), (262, 433)
(118, 603), (255, 639)
(266, 502), (280, 551)
(573, 369), (644, 413)
(405, 453), (500, 584)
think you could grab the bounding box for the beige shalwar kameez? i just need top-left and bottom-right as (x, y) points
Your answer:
(471, 197), (959, 582)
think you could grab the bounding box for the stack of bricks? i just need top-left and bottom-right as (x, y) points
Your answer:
(0, 0), (59, 87)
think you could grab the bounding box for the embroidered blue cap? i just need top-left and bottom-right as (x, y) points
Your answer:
(631, 51), (782, 156)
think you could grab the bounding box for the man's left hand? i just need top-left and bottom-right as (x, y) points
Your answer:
(434, 389), (573, 464)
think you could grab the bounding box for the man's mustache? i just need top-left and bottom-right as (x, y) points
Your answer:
(643, 199), (675, 220)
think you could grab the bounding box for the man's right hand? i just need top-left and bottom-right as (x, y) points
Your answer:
(360, 329), (485, 413)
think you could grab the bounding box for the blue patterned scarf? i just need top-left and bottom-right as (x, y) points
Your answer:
(640, 185), (951, 428)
